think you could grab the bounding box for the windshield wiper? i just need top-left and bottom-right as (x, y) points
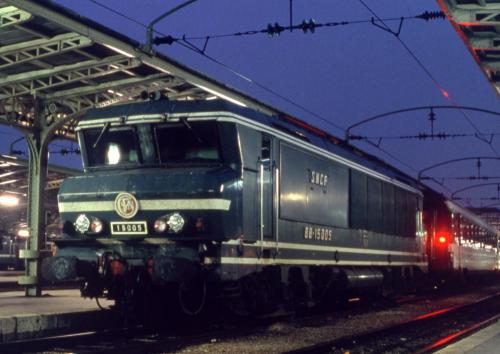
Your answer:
(92, 122), (111, 149)
(180, 117), (203, 144)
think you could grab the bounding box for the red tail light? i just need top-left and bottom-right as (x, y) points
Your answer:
(436, 232), (450, 245)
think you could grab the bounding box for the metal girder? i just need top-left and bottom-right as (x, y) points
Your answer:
(470, 37), (500, 49)
(60, 77), (185, 112)
(438, 0), (500, 96)
(444, 1), (500, 11)
(0, 154), (79, 175)
(452, 10), (500, 26)
(42, 73), (170, 101)
(440, 0), (500, 25)
(0, 32), (92, 70)
(0, 55), (141, 97)
(5, 0), (277, 116)
(0, 5), (31, 28)
(0, 169), (26, 180)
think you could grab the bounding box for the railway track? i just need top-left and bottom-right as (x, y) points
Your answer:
(1, 288), (498, 353)
(289, 292), (500, 354)
(0, 293), (410, 353)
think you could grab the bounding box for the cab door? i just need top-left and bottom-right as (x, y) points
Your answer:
(258, 134), (273, 241)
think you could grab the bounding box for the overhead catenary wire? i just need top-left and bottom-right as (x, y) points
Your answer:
(349, 132), (500, 141)
(84, 0), (428, 175)
(82, 0), (483, 191)
(153, 11), (445, 42)
(85, 0), (347, 134)
(355, 0), (499, 157)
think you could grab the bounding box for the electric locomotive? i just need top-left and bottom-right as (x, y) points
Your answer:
(42, 99), (428, 315)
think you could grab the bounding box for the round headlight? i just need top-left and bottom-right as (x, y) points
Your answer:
(167, 213), (185, 233)
(90, 218), (103, 233)
(75, 214), (90, 234)
(154, 218), (167, 233)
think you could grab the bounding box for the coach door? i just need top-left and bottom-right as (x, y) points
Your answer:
(258, 135), (274, 251)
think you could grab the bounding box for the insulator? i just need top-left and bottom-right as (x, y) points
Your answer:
(416, 11), (446, 21)
(153, 35), (176, 45)
(300, 19), (316, 33)
(266, 22), (284, 36)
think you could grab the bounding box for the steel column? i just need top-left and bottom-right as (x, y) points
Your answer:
(18, 99), (50, 296)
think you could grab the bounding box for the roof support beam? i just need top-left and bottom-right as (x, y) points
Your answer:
(438, 0), (500, 97)
(442, 3), (500, 25)
(5, 0), (276, 115)
(0, 55), (141, 96)
(443, 0), (500, 11)
(42, 73), (169, 101)
(0, 5), (31, 28)
(470, 37), (500, 49)
(0, 32), (92, 70)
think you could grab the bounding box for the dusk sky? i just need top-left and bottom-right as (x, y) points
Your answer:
(1, 0), (499, 208)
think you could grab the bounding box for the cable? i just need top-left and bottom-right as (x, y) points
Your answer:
(85, 0), (345, 134)
(87, 0), (145, 28)
(175, 41), (346, 133)
(170, 12), (445, 41)
(349, 132), (500, 141)
(356, 0), (499, 157)
(82, 0), (477, 196)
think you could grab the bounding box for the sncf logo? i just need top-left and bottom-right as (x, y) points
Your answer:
(309, 170), (328, 187)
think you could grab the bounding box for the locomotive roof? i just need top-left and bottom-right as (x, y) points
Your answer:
(82, 99), (421, 191)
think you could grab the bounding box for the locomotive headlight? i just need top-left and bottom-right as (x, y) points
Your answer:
(166, 212), (185, 233)
(154, 218), (167, 233)
(90, 218), (103, 233)
(74, 214), (90, 234)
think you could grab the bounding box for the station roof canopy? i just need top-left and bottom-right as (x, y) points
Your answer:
(0, 0), (278, 227)
(437, 0), (500, 96)
(0, 0), (277, 140)
(0, 155), (78, 230)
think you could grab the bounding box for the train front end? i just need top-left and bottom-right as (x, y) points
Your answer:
(42, 101), (243, 314)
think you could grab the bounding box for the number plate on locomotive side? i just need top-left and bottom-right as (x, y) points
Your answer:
(110, 221), (148, 235)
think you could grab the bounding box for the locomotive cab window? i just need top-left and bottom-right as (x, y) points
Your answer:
(83, 126), (141, 167)
(155, 121), (221, 164)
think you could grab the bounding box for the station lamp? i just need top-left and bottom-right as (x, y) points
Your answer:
(0, 194), (19, 207)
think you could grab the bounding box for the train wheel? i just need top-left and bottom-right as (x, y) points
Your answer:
(229, 273), (271, 316)
(177, 276), (207, 317)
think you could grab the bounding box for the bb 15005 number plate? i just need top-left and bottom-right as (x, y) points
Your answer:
(110, 221), (148, 235)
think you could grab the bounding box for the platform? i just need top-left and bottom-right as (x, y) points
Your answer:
(0, 271), (22, 284)
(436, 319), (500, 354)
(0, 288), (116, 342)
